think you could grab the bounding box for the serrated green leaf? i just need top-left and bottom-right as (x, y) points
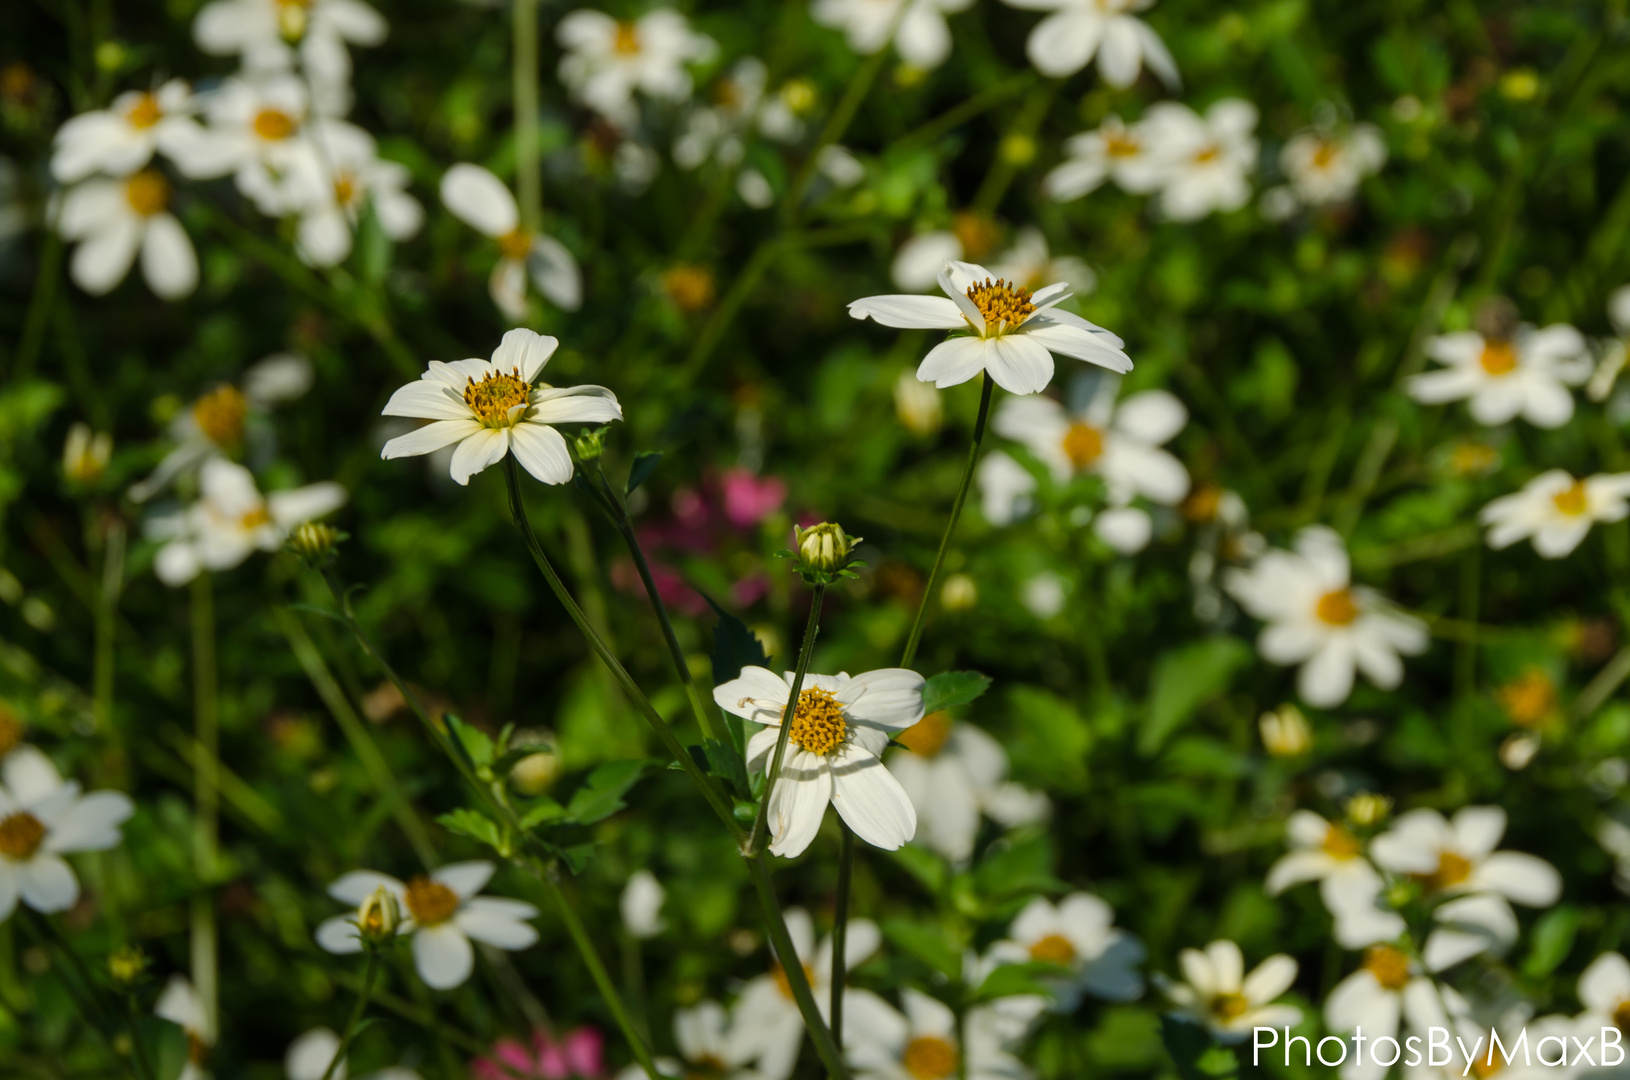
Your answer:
(702, 738), (749, 796)
(437, 808), (503, 851)
(881, 919), (960, 980)
(517, 797), (567, 829)
(445, 714), (494, 768)
(705, 594), (770, 688)
(566, 759), (654, 824)
(922, 671), (993, 715)
(627, 450), (663, 494)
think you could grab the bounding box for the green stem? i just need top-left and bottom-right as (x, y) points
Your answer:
(513, 0), (541, 232)
(971, 82), (1056, 214)
(747, 585), (826, 856)
(830, 824), (854, 1047)
(189, 576), (219, 1038)
(502, 457), (743, 839)
(899, 373), (993, 668)
(319, 951), (380, 1080)
(748, 857), (851, 1080)
(25, 911), (136, 1079)
(123, 992), (158, 1080)
(94, 517), (125, 736)
(12, 229), (62, 381)
(1576, 643), (1630, 720)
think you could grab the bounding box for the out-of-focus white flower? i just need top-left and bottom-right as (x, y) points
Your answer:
(59, 170), (198, 299)
(977, 450), (1037, 526)
(0, 746), (134, 921)
(1588, 285), (1630, 402)
(1323, 946), (1445, 1080)
(1480, 470), (1630, 559)
(201, 74), (326, 214)
(155, 975), (214, 1080)
(847, 989), (1032, 1080)
(1371, 806), (1562, 971)
(1044, 113), (1173, 202)
(144, 459), (345, 586)
(894, 370), (944, 436)
(712, 667), (922, 857)
(316, 861), (539, 990)
(816, 144), (866, 188)
(379, 329), (621, 486)
(1280, 124), (1385, 206)
(812, 0), (975, 71)
(52, 81), (209, 182)
(989, 228), (1095, 297)
(1224, 526), (1427, 708)
(1021, 572), (1067, 618)
(615, 1001), (765, 1080)
(737, 168), (774, 208)
(620, 869), (666, 939)
(440, 164), (581, 317)
(987, 894), (1144, 1010)
(1156, 940), (1300, 1042)
(1143, 100), (1258, 221)
(1265, 810), (1404, 948)
(889, 713), (1047, 862)
(850, 259), (1131, 396)
(62, 422), (113, 486)
(1000, 0), (1177, 87)
(1408, 324), (1590, 429)
(557, 9), (716, 127)
(673, 58), (804, 171)
(892, 231), (965, 292)
(1578, 952), (1630, 1033)
(285, 1026), (425, 1080)
(291, 120), (422, 267)
(194, 0), (387, 110)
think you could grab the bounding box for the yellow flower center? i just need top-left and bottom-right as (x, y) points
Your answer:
(1498, 669), (1556, 728)
(613, 20), (641, 54)
(333, 171), (357, 207)
(193, 385), (249, 446)
(1311, 140), (1339, 170)
(964, 278), (1035, 337)
(1061, 422), (1104, 469)
(1362, 945), (1410, 991)
(277, 0), (311, 42)
(0, 811), (46, 860)
(126, 93), (162, 129)
(896, 710), (952, 758)
(1448, 442), (1498, 476)
(1472, 1054), (1504, 1078)
(463, 367), (530, 428)
(1478, 341), (1518, 375)
(771, 960), (816, 1000)
(125, 171), (169, 216)
(0, 707), (22, 758)
(239, 507), (271, 530)
(1416, 851), (1472, 893)
(187, 1031), (210, 1066)
(1315, 588), (1358, 626)
(1321, 823), (1362, 859)
(403, 875), (459, 926)
(1028, 933), (1077, 965)
(788, 686), (847, 756)
(253, 108), (297, 141)
(1105, 130), (1141, 158)
(902, 1035), (959, 1080)
(497, 227), (533, 261)
(1210, 992), (1249, 1021)
(1613, 999), (1630, 1034)
(662, 265), (716, 313)
(1193, 144), (1222, 165)
(1553, 481), (1589, 516)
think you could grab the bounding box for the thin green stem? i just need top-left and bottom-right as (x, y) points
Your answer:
(748, 857), (851, 1080)
(1576, 643), (1630, 720)
(899, 373), (993, 668)
(830, 824), (855, 1047)
(189, 576), (219, 1038)
(12, 229), (62, 381)
(94, 517), (125, 736)
(747, 585), (826, 855)
(319, 951), (380, 1080)
(122, 993), (158, 1080)
(513, 0), (541, 231)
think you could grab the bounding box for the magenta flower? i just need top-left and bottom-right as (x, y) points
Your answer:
(471, 1027), (604, 1080)
(721, 467), (787, 528)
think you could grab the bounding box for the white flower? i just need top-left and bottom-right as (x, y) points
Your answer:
(987, 894), (1145, 1010)
(194, 0), (386, 109)
(379, 329), (621, 486)
(888, 714), (1048, 863)
(892, 231), (966, 291)
(290, 120), (422, 267)
(439, 164), (581, 318)
(1323, 947), (1445, 1080)
(1044, 113), (1179, 202)
(989, 228), (1096, 301)
(1223, 526), (1428, 708)
(713, 666), (922, 857)
(999, 0), (1177, 86)
(557, 9), (715, 126)
(733, 908), (889, 1080)
(616, 1001), (766, 1080)
(1408, 324), (1590, 428)
(1264, 811), (1405, 948)
(1481, 470), (1630, 559)
(1143, 100), (1258, 221)
(817, 144), (867, 188)
(155, 975), (214, 1080)
(0, 745), (134, 921)
(1280, 124), (1386, 206)
(977, 450), (1038, 525)
(59, 171), (198, 299)
(1578, 952), (1630, 1034)
(1021, 573), (1066, 618)
(1370, 806), (1562, 971)
(285, 1026), (426, 1080)
(894, 370), (944, 436)
(847, 989), (1031, 1080)
(201, 74), (326, 215)
(145, 459), (345, 587)
(995, 378), (1188, 504)
(849, 259), (1131, 396)
(673, 58), (803, 171)
(316, 861), (538, 990)
(812, 0), (975, 71)
(1156, 940), (1301, 1042)
(51, 81), (208, 183)
(620, 869), (666, 939)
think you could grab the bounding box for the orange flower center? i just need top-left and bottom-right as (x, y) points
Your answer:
(788, 686), (847, 756)
(661, 265), (715, 313)
(1362, 945), (1410, 990)
(0, 811), (45, 860)
(1321, 823), (1362, 859)
(126, 93), (162, 129)
(1478, 341), (1517, 375)
(125, 171), (169, 216)
(193, 385), (249, 446)
(964, 278), (1035, 336)
(1553, 481), (1589, 516)
(613, 20), (641, 54)
(497, 228), (533, 261)
(902, 1035), (959, 1080)
(1028, 933), (1077, 965)
(464, 368), (530, 428)
(1182, 485), (1222, 523)
(1311, 141), (1339, 170)
(239, 507), (271, 530)
(1315, 588), (1358, 626)
(896, 710), (952, 758)
(1498, 669), (1556, 728)
(403, 876), (459, 926)
(1416, 851), (1472, 893)
(1105, 131), (1141, 158)
(1193, 144), (1221, 165)
(1061, 423), (1104, 469)
(253, 108), (297, 141)
(1210, 992), (1249, 1021)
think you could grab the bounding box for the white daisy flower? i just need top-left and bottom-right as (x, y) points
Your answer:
(290, 120), (422, 267)
(989, 227), (1096, 297)
(316, 861), (538, 990)
(673, 58), (804, 172)
(849, 259), (1131, 396)
(1044, 114), (1178, 202)
(812, 0), (975, 71)
(985, 894), (1145, 1010)
(51, 81), (209, 183)
(378, 328), (621, 486)
(155, 975), (214, 1080)
(1156, 940), (1301, 1042)
(847, 989), (1030, 1080)
(888, 712), (1048, 863)
(1407, 324), (1590, 429)
(1223, 526), (1428, 708)
(976, 450), (1038, 525)
(891, 231), (966, 292)
(1480, 470), (1630, 559)
(999, 0), (1178, 86)
(556, 9), (716, 127)
(201, 74), (326, 215)
(712, 666), (923, 858)
(733, 907), (889, 1080)
(620, 869), (666, 939)
(194, 0), (387, 109)
(1280, 124), (1386, 207)
(285, 1026), (425, 1080)
(439, 164), (581, 318)
(1577, 951), (1630, 1034)
(59, 170), (198, 299)
(1323, 947), (1446, 1080)
(1143, 100), (1258, 222)
(1264, 811), (1405, 948)
(0, 745), (134, 921)
(614, 1001), (766, 1080)
(1370, 806), (1561, 971)
(144, 458), (346, 587)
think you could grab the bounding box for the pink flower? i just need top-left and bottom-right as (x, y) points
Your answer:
(721, 468), (787, 528)
(471, 1027), (604, 1080)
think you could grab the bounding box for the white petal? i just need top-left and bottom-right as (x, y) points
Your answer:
(508, 423), (574, 485)
(381, 419), (483, 460)
(766, 750), (832, 858)
(529, 235), (582, 311)
(381, 381), (471, 421)
(41, 791), (133, 852)
(140, 214), (198, 299)
(447, 427), (510, 485)
(71, 214), (143, 295)
(431, 860), (494, 899)
(848, 294), (967, 330)
(1471, 852), (1560, 907)
(835, 669), (925, 730)
(328, 870), (406, 905)
(413, 924), (475, 989)
(985, 335), (1056, 395)
(19, 854), (79, 912)
(455, 899), (539, 950)
(316, 915), (364, 954)
(490, 328), (558, 383)
(916, 336), (993, 389)
(440, 164), (517, 237)
(829, 745), (916, 850)
(1026, 10), (1103, 78)
(714, 667), (792, 727)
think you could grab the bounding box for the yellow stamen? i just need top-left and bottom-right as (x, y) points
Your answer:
(1105, 131), (1140, 158)
(896, 710), (952, 758)
(613, 20), (641, 54)
(1315, 588), (1358, 626)
(193, 385), (249, 447)
(239, 507), (271, 530)
(1311, 141), (1339, 169)
(1478, 341), (1517, 375)
(1321, 823), (1362, 859)
(0, 811), (45, 860)
(333, 171), (357, 207)
(497, 228), (533, 261)
(964, 277), (1035, 337)
(1061, 422), (1104, 469)
(126, 93), (162, 129)
(1193, 145), (1222, 165)
(1028, 933), (1076, 965)
(1553, 481), (1589, 516)
(770, 960), (816, 1000)
(1498, 668), (1556, 728)
(125, 171), (169, 216)
(402, 875), (459, 926)
(787, 686), (847, 756)
(1210, 992), (1249, 1021)
(253, 108), (296, 141)
(902, 1035), (959, 1080)
(1613, 999), (1630, 1033)
(1416, 851), (1472, 893)
(1362, 945), (1410, 991)
(463, 367), (530, 428)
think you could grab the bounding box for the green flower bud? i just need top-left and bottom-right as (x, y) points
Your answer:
(794, 522), (862, 581)
(355, 885), (401, 945)
(108, 946), (148, 987)
(288, 522), (339, 563)
(574, 427), (608, 462)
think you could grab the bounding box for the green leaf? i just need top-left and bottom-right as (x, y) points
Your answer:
(881, 919), (960, 980)
(445, 714), (494, 768)
(705, 594), (770, 686)
(1522, 904), (1579, 977)
(1161, 1015), (1236, 1080)
(1139, 637), (1254, 756)
(626, 450), (663, 494)
(437, 808), (504, 851)
(922, 670), (993, 714)
(144, 1016), (190, 1080)
(702, 738), (749, 796)
(974, 834), (1065, 900)
(517, 797), (567, 829)
(566, 759), (654, 824)
(491, 742), (555, 779)
(560, 842), (598, 874)
(974, 962), (1058, 1001)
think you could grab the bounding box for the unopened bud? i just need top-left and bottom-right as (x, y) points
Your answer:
(355, 885), (401, 945)
(288, 522), (339, 563)
(95, 41), (127, 74)
(1344, 792), (1392, 828)
(940, 573), (977, 612)
(107, 946), (148, 986)
(794, 522), (861, 580)
(63, 423), (112, 487)
(574, 427), (608, 462)
(278, 2), (308, 41)
(1259, 705), (1311, 757)
(893, 372), (943, 437)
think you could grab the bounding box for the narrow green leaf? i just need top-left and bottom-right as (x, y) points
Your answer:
(626, 450), (663, 494)
(566, 759), (654, 824)
(705, 594), (770, 686)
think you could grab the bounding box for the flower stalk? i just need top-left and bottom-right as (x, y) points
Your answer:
(830, 822), (855, 1046)
(748, 856), (852, 1080)
(189, 574), (219, 1038)
(745, 583), (826, 856)
(319, 950), (380, 1080)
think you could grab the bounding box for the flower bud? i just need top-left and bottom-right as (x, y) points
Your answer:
(893, 372), (942, 437)
(355, 885), (401, 945)
(1344, 792), (1392, 828)
(1259, 705), (1311, 757)
(288, 522), (339, 563)
(278, 1), (308, 41)
(794, 522), (861, 578)
(940, 573), (977, 611)
(107, 946), (148, 987)
(573, 427), (608, 462)
(63, 423), (112, 487)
